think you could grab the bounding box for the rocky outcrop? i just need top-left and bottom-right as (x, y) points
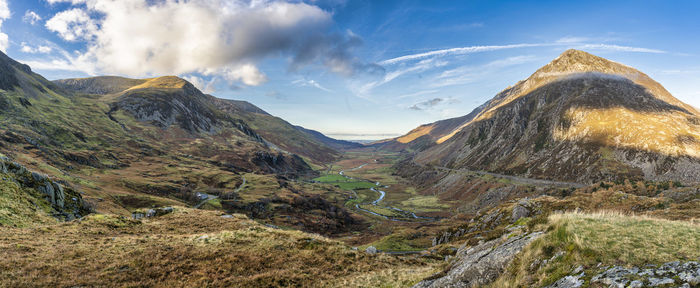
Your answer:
(414, 232), (543, 288)
(511, 199), (532, 222)
(1, 156), (90, 221)
(252, 151), (315, 177)
(548, 260), (700, 288)
(131, 207), (174, 219)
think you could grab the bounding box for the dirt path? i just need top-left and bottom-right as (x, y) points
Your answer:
(194, 175), (246, 209)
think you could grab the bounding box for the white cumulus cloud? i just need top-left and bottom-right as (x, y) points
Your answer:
(41, 0), (379, 86)
(0, 0), (10, 52)
(20, 42), (52, 54)
(45, 8), (97, 41)
(223, 64), (268, 86)
(23, 10), (42, 25)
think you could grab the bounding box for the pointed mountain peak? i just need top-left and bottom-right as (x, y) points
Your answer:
(534, 49), (638, 78)
(128, 76), (191, 90)
(558, 48), (596, 59)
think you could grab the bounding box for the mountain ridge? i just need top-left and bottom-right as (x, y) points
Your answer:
(398, 49), (700, 183)
(54, 74), (350, 164)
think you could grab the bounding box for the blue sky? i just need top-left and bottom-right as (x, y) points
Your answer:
(2, 0), (700, 140)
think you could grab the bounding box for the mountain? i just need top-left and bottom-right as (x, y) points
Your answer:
(369, 104), (488, 151)
(401, 49), (700, 183)
(55, 76), (344, 163)
(0, 50), (359, 218)
(294, 125), (364, 150)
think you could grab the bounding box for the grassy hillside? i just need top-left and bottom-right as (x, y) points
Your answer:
(0, 208), (438, 287)
(491, 212), (700, 287)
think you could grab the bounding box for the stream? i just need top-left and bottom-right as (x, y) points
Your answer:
(340, 162), (438, 222)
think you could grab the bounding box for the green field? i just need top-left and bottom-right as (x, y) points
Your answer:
(313, 174), (378, 191)
(313, 174), (353, 182)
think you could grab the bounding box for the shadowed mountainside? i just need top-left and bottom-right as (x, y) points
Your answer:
(396, 49), (700, 183)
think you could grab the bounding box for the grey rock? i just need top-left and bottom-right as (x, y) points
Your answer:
(365, 246), (377, 255)
(52, 182), (65, 208)
(511, 203), (530, 222)
(556, 260), (700, 288)
(628, 280), (643, 288)
(31, 172), (47, 182)
(38, 182), (55, 206)
(546, 273), (584, 288)
(414, 232), (543, 288)
(10, 162), (27, 174)
(648, 277), (674, 286)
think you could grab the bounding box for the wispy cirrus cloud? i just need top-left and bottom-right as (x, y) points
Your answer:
(577, 44), (665, 54)
(380, 43), (542, 65)
(292, 78), (333, 92)
(379, 41), (666, 66)
(432, 55), (538, 88)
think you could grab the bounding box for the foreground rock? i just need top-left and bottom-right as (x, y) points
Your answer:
(414, 232), (543, 288)
(547, 260), (700, 288)
(0, 156), (90, 222)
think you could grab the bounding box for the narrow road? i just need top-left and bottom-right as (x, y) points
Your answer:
(234, 175), (247, 193)
(195, 175), (246, 209)
(194, 193), (218, 209)
(431, 165), (585, 188)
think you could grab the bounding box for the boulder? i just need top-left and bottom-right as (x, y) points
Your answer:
(31, 172), (47, 183)
(511, 201), (530, 222)
(38, 182), (56, 206)
(414, 232), (543, 288)
(52, 182), (65, 208)
(546, 273), (584, 288)
(365, 246), (377, 255)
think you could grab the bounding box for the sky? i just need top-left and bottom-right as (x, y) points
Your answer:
(1, 0), (700, 140)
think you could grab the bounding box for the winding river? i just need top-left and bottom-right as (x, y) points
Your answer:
(340, 162), (437, 222)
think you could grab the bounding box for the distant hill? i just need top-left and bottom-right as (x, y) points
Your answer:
(294, 126), (364, 150)
(369, 104), (488, 152)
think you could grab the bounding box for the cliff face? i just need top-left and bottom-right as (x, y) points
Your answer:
(411, 50), (700, 183)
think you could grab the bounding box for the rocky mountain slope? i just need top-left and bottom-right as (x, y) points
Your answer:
(0, 50), (353, 217)
(370, 102), (489, 152)
(404, 50), (700, 183)
(55, 75), (345, 164)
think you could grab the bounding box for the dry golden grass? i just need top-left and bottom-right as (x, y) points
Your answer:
(397, 125), (435, 144)
(490, 211), (700, 287)
(0, 208), (438, 287)
(127, 76), (189, 90)
(554, 107), (700, 157)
